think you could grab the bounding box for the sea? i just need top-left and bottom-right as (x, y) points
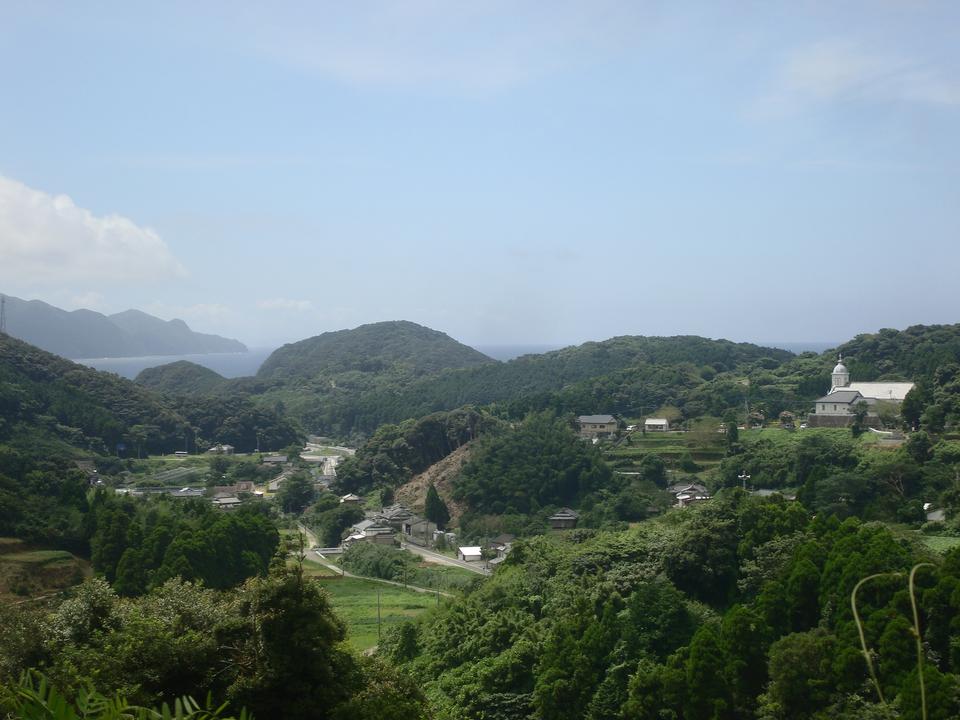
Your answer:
(72, 341), (838, 380)
(73, 347), (277, 380)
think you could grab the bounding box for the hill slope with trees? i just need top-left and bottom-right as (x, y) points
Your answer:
(0, 334), (298, 456)
(135, 360), (229, 395)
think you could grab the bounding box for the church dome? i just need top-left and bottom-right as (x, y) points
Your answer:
(833, 360), (848, 374)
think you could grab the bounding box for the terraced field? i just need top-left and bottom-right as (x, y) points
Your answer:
(0, 538), (89, 601)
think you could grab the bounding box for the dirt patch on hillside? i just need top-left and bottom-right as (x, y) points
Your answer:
(395, 442), (473, 527)
(0, 538), (90, 602)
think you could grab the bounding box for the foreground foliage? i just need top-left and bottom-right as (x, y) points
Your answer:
(382, 492), (960, 719)
(0, 559), (430, 720)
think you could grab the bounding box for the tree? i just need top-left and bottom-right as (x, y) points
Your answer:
(277, 472), (315, 514)
(850, 401), (869, 438)
(684, 625), (731, 719)
(423, 483), (450, 528)
(226, 555), (358, 719)
(128, 424), (149, 459)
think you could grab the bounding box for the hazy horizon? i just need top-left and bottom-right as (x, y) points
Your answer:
(2, 3), (958, 347)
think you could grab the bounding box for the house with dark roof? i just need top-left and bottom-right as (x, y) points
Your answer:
(577, 414), (618, 439)
(548, 508), (580, 529)
(402, 517), (438, 546)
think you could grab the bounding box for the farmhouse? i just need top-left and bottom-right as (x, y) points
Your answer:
(402, 517), (438, 546)
(644, 418), (670, 432)
(578, 414), (618, 439)
(667, 482), (710, 508)
(548, 508), (580, 530)
(212, 496), (243, 510)
(458, 546), (483, 562)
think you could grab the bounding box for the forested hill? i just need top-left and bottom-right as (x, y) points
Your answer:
(135, 360), (228, 395)
(833, 324), (960, 380)
(0, 333), (185, 455)
(0, 294), (246, 358)
(257, 320), (495, 382)
(0, 334), (299, 455)
(300, 334), (794, 435)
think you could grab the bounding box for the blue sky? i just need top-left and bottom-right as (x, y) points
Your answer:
(1, 1), (958, 349)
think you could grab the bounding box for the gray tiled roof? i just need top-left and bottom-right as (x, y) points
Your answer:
(578, 415), (615, 424)
(816, 390), (863, 403)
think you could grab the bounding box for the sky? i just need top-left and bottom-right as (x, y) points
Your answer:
(1, 1), (958, 350)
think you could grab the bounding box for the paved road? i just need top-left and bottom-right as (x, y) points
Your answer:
(400, 542), (491, 576)
(297, 523), (454, 597)
(297, 523), (319, 547)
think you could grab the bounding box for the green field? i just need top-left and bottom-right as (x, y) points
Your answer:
(921, 535), (960, 554)
(0, 539), (89, 600)
(315, 576), (436, 650)
(3, 550), (76, 564)
(301, 554), (339, 577)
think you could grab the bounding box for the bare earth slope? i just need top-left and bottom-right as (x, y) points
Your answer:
(395, 442), (473, 526)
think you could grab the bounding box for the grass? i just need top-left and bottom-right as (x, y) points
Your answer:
(0, 542), (89, 600)
(920, 535), (960, 554)
(301, 555), (339, 577)
(3, 550), (75, 564)
(315, 576), (436, 650)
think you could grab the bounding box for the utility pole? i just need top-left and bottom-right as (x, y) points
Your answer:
(738, 471), (751, 491)
(0, 294), (6, 335)
(377, 589), (382, 641)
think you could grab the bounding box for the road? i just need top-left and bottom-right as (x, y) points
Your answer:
(297, 523), (455, 597)
(400, 542), (491, 575)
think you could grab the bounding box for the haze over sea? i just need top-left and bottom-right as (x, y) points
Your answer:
(75, 347), (277, 379)
(73, 340), (839, 380)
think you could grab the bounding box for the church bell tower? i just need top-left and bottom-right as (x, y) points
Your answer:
(832, 354), (850, 390)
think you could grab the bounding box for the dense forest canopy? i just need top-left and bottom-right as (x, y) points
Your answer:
(0, 334), (300, 456)
(257, 320), (494, 382)
(135, 360), (228, 395)
(381, 494), (960, 719)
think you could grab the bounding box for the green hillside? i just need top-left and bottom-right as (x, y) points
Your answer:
(258, 320), (494, 382)
(0, 333), (185, 455)
(0, 334), (298, 456)
(135, 360), (228, 395)
(834, 324), (960, 380)
(290, 334), (794, 436)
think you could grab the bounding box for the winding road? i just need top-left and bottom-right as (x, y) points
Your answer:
(296, 523), (456, 597)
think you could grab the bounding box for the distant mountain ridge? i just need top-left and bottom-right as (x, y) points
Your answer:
(0, 295), (247, 359)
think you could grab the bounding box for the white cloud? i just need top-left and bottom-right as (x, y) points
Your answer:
(754, 40), (960, 116)
(67, 291), (109, 312)
(226, 2), (660, 94)
(0, 175), (186, 290)
(257, 298), (315, 312)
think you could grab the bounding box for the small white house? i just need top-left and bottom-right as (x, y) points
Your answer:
(458, 546), (483, 562)
(645, 418), (670, 432)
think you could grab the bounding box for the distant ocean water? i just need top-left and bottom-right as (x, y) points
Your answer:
(73, 347), (277, 379)
(73, 340), (838, 380)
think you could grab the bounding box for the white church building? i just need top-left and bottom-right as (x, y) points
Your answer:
(809, 355), (914, 427)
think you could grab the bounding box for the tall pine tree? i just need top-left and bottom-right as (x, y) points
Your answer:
(424, 483), (450, 528)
